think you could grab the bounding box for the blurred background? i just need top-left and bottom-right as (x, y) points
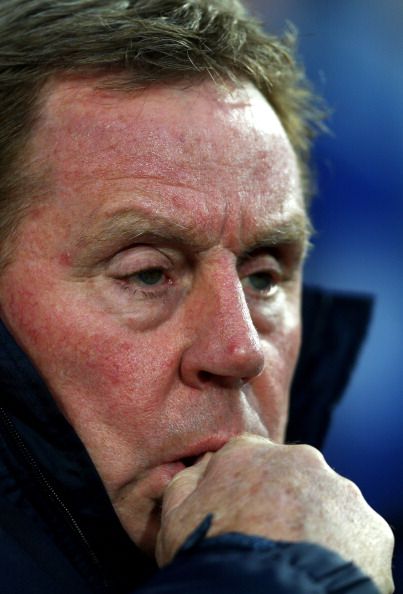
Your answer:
(248, 0), (403, 591)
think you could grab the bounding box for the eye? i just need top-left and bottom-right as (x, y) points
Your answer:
(132, 267), (166, 287)
(242, 271), (278, 297)
(106, 245), (183, 305)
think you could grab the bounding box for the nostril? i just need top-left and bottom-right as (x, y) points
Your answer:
(197, 369), (247, 389)
(198, 370), (213, 384)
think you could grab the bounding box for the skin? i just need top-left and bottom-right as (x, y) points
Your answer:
(0, 77), (394, 592)
(158, 437), (394, 593)
(0, 77), (307, 551)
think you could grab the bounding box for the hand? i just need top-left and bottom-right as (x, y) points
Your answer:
(156, 435), (394, 594)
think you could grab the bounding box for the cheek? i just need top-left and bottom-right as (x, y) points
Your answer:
(40, 318), (179, 421)
(253, 323), (301, 442)
(0, 276), (179, 424)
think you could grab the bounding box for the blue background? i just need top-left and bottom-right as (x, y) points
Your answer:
(249, 1), (403, 590)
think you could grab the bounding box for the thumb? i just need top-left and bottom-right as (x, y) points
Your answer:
(161, 452), (213, 518)
(156, 453), (213, 567)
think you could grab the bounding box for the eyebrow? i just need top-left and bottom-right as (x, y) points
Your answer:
(76, 208), (312, 265)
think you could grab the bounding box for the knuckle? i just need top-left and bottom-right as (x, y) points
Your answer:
(341, 475), (364, 499)
(292, 443), (327, 466)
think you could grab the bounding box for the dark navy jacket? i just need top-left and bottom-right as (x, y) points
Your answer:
(0, 286), (378, 593)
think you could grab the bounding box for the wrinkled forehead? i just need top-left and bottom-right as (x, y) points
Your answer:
(35, 78), (297, 178)
(28, 77), (305, 246)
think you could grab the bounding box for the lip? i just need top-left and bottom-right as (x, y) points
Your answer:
(148, 438), (230, 499)
(165, 435), (235, 467)
(144, 433), (249, 504)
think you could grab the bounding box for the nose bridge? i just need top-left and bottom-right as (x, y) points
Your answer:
(211, 271), (259, 356)
(181, 261), (265, 386)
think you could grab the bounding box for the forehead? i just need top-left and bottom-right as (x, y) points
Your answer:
(30, 77), (305, 247)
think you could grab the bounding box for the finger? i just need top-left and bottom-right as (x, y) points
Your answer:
(161, 452), (213, 517)
(226, 433), (275, 448)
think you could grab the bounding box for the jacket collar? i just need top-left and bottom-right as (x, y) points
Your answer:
(288, 286), (373, 447)
(0, 319), (156, 592)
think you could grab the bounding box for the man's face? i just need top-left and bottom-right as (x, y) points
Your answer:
(0, 78), (308, 554)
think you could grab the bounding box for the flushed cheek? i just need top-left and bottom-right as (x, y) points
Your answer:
(1, 280), (178, 426)
(41, 321), (178, 421)
(16, 303), (184, 486)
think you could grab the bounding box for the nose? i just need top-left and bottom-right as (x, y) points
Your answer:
(180, 270), (265, 390)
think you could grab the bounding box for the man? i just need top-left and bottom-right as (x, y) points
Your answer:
(0, 1), (394, 593)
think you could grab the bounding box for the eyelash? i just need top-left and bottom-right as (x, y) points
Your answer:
(242, 272), (279, 298)
(116, 268), (173, 299)
(116, 267), (281, 303)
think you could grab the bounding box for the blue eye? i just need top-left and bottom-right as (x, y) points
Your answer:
(134, 268), (165, 286)
(248, 272), (273, 291)
(242, 272), (277, 297)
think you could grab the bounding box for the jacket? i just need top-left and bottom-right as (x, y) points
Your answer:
(0, 286), (378, 594)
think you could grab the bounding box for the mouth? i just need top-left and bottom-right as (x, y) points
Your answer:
(170, 436), (233, 470)
(180, 455), (203, 467)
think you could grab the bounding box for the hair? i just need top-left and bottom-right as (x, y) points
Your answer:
(0, 0), (325, 266)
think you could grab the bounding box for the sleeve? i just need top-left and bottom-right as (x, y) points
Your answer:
(134, 516), (380, 594)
